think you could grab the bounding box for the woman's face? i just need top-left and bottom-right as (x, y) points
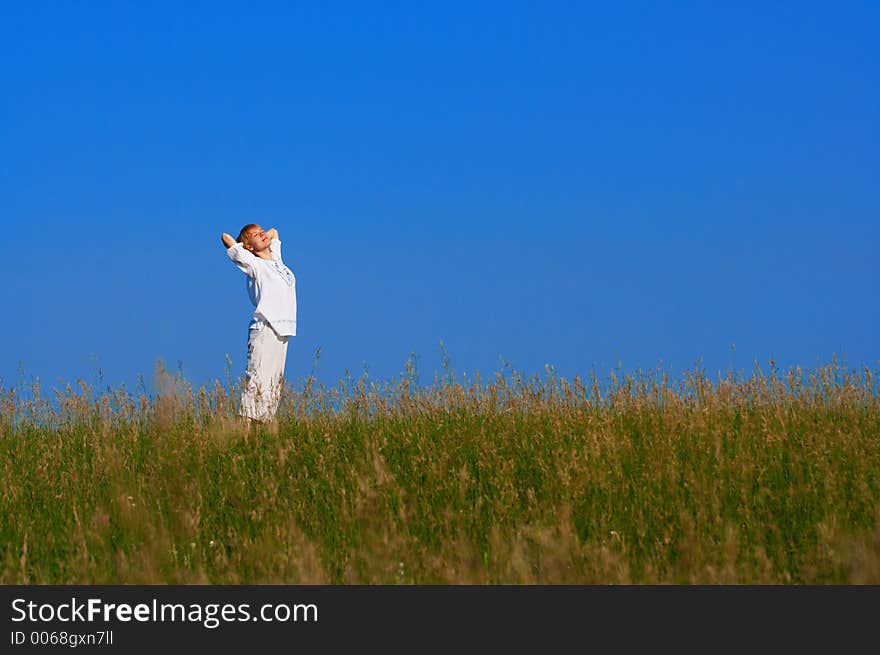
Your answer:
(242, 225), (271, 252)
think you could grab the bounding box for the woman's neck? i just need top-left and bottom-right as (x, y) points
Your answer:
(247, 247), (274, 260)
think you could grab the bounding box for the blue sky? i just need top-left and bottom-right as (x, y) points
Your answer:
(3, 2), (877, 395)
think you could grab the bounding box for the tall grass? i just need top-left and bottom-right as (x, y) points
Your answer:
(1, 354), (878, 584)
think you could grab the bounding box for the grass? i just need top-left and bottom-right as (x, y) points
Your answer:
(1, 354), (878, 584)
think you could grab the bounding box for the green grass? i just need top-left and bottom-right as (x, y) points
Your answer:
(1, 356), (878, 583)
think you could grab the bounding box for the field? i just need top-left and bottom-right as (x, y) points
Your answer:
(2, 355), (878, 584)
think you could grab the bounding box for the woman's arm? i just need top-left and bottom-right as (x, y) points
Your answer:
(266, 228), (282, 260)
(222, 231), (258, 277)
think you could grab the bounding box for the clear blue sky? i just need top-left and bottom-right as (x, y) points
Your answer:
(3, 1), (877, 395)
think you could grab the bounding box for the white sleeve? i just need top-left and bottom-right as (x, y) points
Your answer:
(226, 242), (259, 277)
(270, 238), (282, 261)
